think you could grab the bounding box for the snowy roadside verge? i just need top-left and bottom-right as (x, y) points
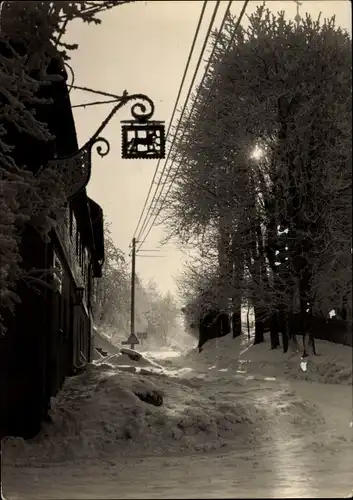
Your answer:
(183, 333), (352, 386)
(238, 338), (353, 386)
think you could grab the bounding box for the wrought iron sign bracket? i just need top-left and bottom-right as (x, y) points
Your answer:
(43, 91), (166, 199)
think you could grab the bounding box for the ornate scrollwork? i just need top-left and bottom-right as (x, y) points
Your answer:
(89, 93), (156, 144)
(130, 96), (154, 122)
(45, 147), (92, 200)
(88, 136), (110, 158)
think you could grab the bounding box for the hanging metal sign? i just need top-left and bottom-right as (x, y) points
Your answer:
(121, 120), (165, 160)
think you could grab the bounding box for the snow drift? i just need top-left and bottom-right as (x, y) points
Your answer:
(4, 363), (263, 466)
(183, 333), (352, 386)
(4, 332), (350, 469)
(239, 338), (353, 386)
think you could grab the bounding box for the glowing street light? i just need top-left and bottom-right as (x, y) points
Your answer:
(250, 145), (264, 161)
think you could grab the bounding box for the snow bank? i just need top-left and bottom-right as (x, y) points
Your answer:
(4, 364), (262, 466)
(5, 333), (349, 467)
(181, 333), (352, 385)
(181, 334), (252, 369)
(177, 334), (351, 442)
(238, 338), (352, 385)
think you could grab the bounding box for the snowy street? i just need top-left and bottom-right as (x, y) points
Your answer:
(1, 1), (351, 499)
(3, 334), (353, 499)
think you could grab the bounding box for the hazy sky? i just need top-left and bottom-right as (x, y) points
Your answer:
(67, 0), (351, 297)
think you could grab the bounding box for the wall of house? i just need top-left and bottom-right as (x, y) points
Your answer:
(53, 202), (94, 370)
(0, 227), (49, 438)
(0, 197), (98, 439)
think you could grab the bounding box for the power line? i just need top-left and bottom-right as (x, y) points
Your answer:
(135, 0), (223, 249)
(163, 0), (250, 199)
(135, 1), (222, 248)
(138, 0), (248, 251)
(135, 0), (222, 245)
(137, 255), (168, 258)
(140, 0), (250, 249)
(136, 248), (189, 255)
(131, 0), (208, 241)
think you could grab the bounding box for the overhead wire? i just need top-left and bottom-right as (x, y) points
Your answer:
(136, 255), (168, 258)
(134, 0), (222, 249)
(135, 1), (232, 251)
(131, 0), (208, 242)
(137, 0), (249, 252)
(145, 0), (250, 237)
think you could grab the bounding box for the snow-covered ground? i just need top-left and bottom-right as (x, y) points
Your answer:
(180, 332), (353, 385)
(3, 332), (353, 499)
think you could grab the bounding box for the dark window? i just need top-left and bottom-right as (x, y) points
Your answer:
(82, 248), (85, 279)
(53, 251), (63, 293)
(57, 291), (62, 329)
(80, 318), (84, 357)
(72, 211), (77, 244)
(81, 242), (84, 269)
(69, 208), (73, 237)
(86, 275), (89, 304)
(63, 203), (69, 227)
(61, 279), (69, 338)
(76, 230), (80, 259)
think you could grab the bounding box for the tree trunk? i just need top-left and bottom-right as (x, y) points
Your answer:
(287, 312), (293, 341)
(299, 267), (317, 357)
(253, 305), (265, 345)
(309, 334), (316, 355)
(247, 305), (251, 340)
(232, 301), (242, 338)
(278, 309), (289, 353)
(287, 312), (300, 352)
(269, 310), (280, 349)
(301, 310), (316, 357)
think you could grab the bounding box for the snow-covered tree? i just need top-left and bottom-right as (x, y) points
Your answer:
(161, 5), (352, 352)
(92, 225), (180, 347)
(92, 221), (130, 333)
(136, 279), (179, 346)
(0, 1), (134, 332)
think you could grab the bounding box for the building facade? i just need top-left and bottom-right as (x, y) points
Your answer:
(0, 49), (104, 439)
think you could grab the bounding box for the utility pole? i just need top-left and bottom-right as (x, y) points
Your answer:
(130, 237), (136, 345)
(122, 237), (140, 350)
